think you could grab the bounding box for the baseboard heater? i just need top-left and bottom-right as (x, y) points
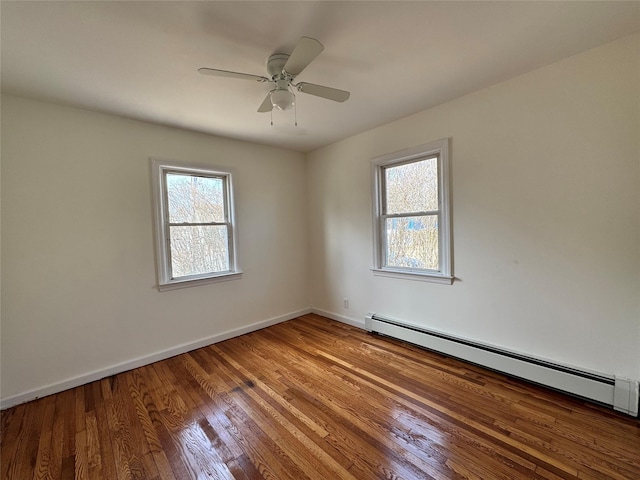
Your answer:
(365, 314), (639, 417)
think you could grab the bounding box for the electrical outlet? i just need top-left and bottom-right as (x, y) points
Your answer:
(343, 298), (349, 309)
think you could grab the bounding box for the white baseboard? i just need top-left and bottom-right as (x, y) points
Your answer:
(310, 307), (366, 329)
(0, 308), (312, 410)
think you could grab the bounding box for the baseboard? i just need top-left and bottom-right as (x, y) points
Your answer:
(311, 307), (366, 329)
(0, 307), (312, 410)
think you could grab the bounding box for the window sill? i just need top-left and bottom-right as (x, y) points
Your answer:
(371, 268), (454, 285)
(158, 271), (243, 291)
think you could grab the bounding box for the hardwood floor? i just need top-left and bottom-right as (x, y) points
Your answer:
(2, 314), (639, 479)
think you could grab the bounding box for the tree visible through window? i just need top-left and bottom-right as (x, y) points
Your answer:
(372, 139), (452, 283)
(384, 157), (439, 270)
(152, 159), (240, 290)
(166, 173), (230, 277)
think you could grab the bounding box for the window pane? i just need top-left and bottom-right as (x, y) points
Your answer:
(385, 157), (438, 214)
(166, 173), (225, 223)
(169, 225), (229, 277)
(385, 215), (438, 270)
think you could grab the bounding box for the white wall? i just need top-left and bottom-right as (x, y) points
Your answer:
(1, 96), (309, 403)
(307, 34), (640, 380)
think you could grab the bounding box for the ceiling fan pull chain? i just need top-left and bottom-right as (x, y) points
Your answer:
(294, 95), (298, 127)
(270, 108), (273, 126)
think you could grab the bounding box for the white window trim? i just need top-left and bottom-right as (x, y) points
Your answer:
(371, 138), (453, 285)
(151, 158), (242, 291)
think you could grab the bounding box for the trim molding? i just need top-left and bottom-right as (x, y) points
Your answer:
(0, 308), (312, 410)
(310, 307), (366, 329)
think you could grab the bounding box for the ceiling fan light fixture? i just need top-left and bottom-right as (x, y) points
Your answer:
(271, 88), (294, 111)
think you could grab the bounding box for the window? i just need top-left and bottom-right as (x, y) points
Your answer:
(371, 139), (452, 284)
(151, 159), (241, 290)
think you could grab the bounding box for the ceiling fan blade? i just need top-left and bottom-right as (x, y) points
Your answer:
(257, 92), (273, 112)
(198, 67), (268, 82)
(296, 82), (350, 103)
(283, 37), (324, 76)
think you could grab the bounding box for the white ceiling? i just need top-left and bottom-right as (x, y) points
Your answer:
(2, 1), (639, 152)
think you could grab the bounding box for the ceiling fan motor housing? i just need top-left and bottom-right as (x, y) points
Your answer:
(267, 54), (291, 79)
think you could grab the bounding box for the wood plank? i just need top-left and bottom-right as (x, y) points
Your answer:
(33, 396), (57, 480)
(125, 370), (177, 480)
(85, 411), (102, 479)
(0, 403), (27, 479)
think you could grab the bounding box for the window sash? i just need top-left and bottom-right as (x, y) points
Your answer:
(379, 156), (443, 273)
(169, 224), (231, 278)
(161, 170), (234, 280)
(380, 212), (441, 272)
(381, 154), (439, 216)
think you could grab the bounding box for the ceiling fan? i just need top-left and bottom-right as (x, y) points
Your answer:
(198, 37), (350, 114)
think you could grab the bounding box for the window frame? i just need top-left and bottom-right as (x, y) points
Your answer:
(151, 158), (241, 291)
(371, 139), (453, 284)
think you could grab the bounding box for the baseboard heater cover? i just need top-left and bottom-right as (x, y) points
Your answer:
(365, 314), (639, 417)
